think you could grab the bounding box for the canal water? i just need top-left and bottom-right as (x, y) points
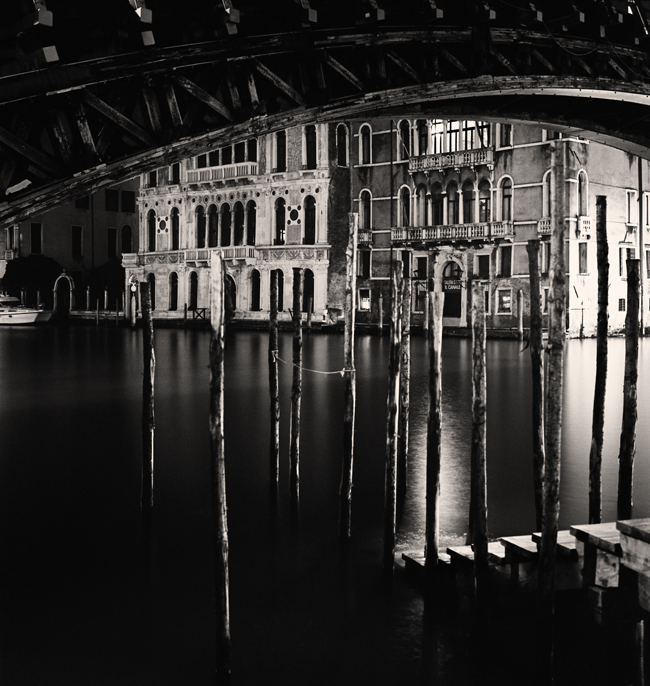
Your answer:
(0, 326), (648, 685)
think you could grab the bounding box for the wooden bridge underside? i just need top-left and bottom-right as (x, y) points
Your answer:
(3, 0), (650, 227)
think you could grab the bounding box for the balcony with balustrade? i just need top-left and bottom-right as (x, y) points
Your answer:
(122, 246), (258, 268)
(187, 161), (259, 184)
(408, 147), (494, 174)
(391, 220), (513, 245)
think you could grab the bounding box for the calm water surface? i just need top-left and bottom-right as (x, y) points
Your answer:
(0, 326), (647, 684)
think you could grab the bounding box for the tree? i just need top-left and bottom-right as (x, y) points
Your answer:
(2, 254), (63, 307)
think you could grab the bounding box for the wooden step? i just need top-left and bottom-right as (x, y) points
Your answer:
(531, 530), (579, 560)
(570, 522), (621, 556)
(500, 535), (538, 560)
(401, 551), (450, 569)
(446, 542), (508, 565)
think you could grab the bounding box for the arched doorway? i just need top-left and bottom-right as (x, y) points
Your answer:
(189, 271), (198, 310)
(53, 272), (74, 316)
(169, 272), (178, 311)
(303, 269), (314, 312)
(442, 261), (462, 319)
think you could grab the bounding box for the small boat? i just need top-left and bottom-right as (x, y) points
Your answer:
(0, 295), (52, 325)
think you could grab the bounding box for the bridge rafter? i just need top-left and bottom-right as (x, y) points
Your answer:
(2, 1), (650, 224)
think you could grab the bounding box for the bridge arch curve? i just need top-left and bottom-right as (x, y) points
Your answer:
(3, 4), (650, 227)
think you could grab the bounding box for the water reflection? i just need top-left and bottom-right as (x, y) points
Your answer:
(0, 326), (647, 684)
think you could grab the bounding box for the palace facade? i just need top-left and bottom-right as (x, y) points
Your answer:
(121, 118), (649, 336)
(122, 124), (349, 324)
(351, 117), (650, 337)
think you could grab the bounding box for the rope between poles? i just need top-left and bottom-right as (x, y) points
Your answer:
(272, 350), (349, 376)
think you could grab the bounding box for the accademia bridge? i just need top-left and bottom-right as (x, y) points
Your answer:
(2, 0), (650, 227)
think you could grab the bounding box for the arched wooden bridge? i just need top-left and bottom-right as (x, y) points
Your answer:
(2, 0), (650, 227)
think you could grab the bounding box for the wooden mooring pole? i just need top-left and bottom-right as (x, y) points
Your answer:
(383, 261), (403, 573)
(398, 276), (411, 505)
(425, 283), (445, 584)
(617, 258), (640, 521)
(209, 255), (231, 681)
(269, 269), (280, 490)
(306, 297), (313, 330)
(527, 239), (546, 532)
(517, 289), (524, 341)
(130, 285), (137, 328)
(290, 268), (303, 504)
(470, 281), (489, 617)
(378, 294), (384, 336)
(340, 212), (357, 539)
(139, 282), (155, 537)
(538, 139), (567, 679)
(589, 196), (609, 524)
(423, 290), (430, 338)
(397, 277), (412, 502)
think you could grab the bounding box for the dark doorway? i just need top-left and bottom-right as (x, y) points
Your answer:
(442, 261), (462, 319)
(169, 273), (178, 311)
(250, 270), (260, 311)
(189, 272), (198, 310)
(303, 269), (314, 312)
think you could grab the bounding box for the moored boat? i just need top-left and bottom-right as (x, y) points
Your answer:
(0, 295), (52, 325)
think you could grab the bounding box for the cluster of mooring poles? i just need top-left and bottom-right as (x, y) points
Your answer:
(409, 140), (644, 681)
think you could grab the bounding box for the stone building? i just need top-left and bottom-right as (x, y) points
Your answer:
(349, 117), (650, 336)
(122, 123), (349, 324)
(1, 178), (139, 309)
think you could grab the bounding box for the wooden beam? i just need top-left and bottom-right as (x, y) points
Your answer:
(46, 108), (73, 165)
(386, 50), (421, 83)
(321, 51), (363, 90)
(0, 115), (32, 193)
(96, 87), (133, 157)
(141, 82), (163, 134)
(608, 57), (628, 80)
(223, 68), (242, 112)
(69, 99), (100, 164)
(531, 48), (555, 73)
(489, 47), (517, 74)
(571, 53), (594, 76)
(246, 71), (260, 110)
(82, 90), (155, 146)
(161, 82), (183, 129)
(438, 46), (469, 74)
(174, 74), (234, 122)
(253, 59), (305, 106)
(0, 124), (61, 176)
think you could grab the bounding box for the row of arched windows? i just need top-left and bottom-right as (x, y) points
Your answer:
(358, 170), (589, 229)
(195, 201), (256, 249)
(250, 268), (315, 312)
(146, 202), (257, 252)
(356, 120), (491, 166)
(146, 195), (322, 252)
